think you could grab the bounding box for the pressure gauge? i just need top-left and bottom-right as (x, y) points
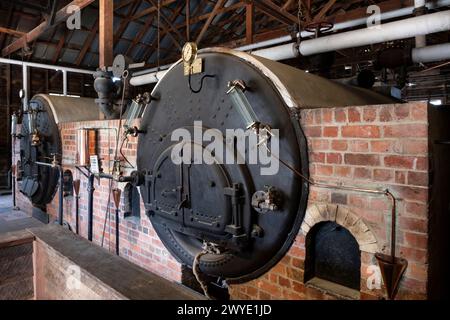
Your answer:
(182, 42), (198, 65)
(19, 89), (25, 99)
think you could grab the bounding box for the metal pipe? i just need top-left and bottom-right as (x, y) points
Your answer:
(250, 43), (299, 61)
(299, 11), (450, 56)
(0, 57), (95, 75)
(11, 165), (18, 210)
(62, 70), (68, 96)
(73, 179), (80, 235)
(412, 43), (450, 63)
(87, 173), (95, 241)
(129, 1), (450, 85)
(113, 188), (122, 256)
(58, 166), (64, 225)
(75, 194), (80, 234)
(115, 208), (120, 255)
(129, 70), (168, 86)
(22, 65), (28, 111)
(415, 0), (428, 48)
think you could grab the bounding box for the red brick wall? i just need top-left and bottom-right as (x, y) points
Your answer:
(14, 102), (430, 300)
(13, 121), (183, 283)
(229, 102), (429, 300)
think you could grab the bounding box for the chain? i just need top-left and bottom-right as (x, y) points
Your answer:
(193, 242), (222, 299)
(157, 0), (161, 71)
(297, 0), (303, 29)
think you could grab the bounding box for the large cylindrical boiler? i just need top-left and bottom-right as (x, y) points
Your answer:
(19, 94), (99, 207)
(136, 48), (393, 283)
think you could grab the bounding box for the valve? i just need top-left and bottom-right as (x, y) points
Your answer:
(251, 186), (282, 214)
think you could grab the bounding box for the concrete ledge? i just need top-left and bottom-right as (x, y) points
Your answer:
(0, 230), (35, 300)
(28, 225), (204, 300)
(0, 230), (35, 249)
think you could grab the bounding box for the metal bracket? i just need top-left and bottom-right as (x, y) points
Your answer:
(184, 58), (203, 76)
(224, 183), (247, 245)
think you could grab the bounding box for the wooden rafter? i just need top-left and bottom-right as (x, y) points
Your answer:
(99, 0), (114, 68)
(0, 27), (25, 38)
(75, 21), (99, 66)
(246, 1), (254, 45)
(2, 0), (96, 57)
(146, 0), (185, 43)
(114, 0), (140, 44)
(186, 0), (191, 41)
(141, 2), (185, 63)
(0, 3), (15, 50)
(254, 0), (299, 26)
(130, 0), (178, 21)
(125, 16), (154, 57)
(313, 0), (337, 22)
(196, 0), (227, 45)
(52, 28), (67, 64)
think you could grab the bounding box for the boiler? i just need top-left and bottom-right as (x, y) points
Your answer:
(135, 47), (393, 283)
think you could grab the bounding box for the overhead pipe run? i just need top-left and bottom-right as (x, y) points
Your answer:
(131, 9), (450, 86)
(130, 0), (450, 86)
(0, 57), (95, 100)
(412, 43), (450, 63)
(298, 11), (450, 56)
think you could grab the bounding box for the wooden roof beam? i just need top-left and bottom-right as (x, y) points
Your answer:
(99, 0), (114, 68)
(2, 0), (95, 57)
(254, 0), (298, 26)
(146, 0), (185, 43)
(0, 27), (25, 38)
(196, 0), (227, 45)
(131, 0), (178, 21)
(313, 0), (337, 22)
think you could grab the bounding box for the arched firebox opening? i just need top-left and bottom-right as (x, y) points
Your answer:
(305, 221), (361, 291)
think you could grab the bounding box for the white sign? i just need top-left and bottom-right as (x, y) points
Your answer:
(90, 155), (100, 174)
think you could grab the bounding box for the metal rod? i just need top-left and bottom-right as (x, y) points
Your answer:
(58, 166), (64, 225)
(62, 70), (68, 96)
(87, 174), (95, 241)
(22, 65), (28, 110)
(115, 208), (120, 255)
(11, 165), (18, 210)
(75, 195), (80, 234)
(0, 57), (95, 75)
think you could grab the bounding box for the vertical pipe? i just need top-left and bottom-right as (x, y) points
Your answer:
(75, 195), (79, 234)
(115, 208), (120, 255)
(112, 188), (121, 256)
(87, 174), (95, 241)
(73, 179), (81, 235)
(22, 65), (29, 111)
(414, 0), (427, 48)
(11, 165), (16, 209)
(62, 70), (68, 96)
(58, 167), (64, 225)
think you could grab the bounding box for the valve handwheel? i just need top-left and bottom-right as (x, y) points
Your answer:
(304, 21), (334, 37)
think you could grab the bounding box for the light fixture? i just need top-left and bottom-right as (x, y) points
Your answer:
(49, 93), (81, 98)
(430, 99), (442, 106)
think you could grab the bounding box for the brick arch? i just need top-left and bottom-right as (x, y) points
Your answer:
(301, 204), (379, 254)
